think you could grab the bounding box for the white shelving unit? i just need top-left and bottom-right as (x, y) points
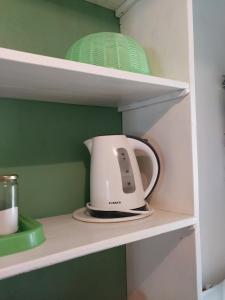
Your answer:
(0, 0), (202, 299)
(0, 48), (188, 111)
(0, 210), (196, 280)
(86, 0), (138, 17)
(118, 0), (201, 299)
(86, 0), (125, 11)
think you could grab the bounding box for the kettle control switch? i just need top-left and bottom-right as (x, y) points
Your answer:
(117, 148), (136, 193)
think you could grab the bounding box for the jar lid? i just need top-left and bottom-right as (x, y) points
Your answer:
(0, 175), (18, 182)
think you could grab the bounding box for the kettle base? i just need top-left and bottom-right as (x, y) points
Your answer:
(88, 205), (148, 219)
(72, 206), (154, 223)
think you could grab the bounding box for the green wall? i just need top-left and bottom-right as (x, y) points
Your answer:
(0, 247), (126, 300)
(0, 99), (122, 218)
(0, 0), (119, 57)
(0, 1), (126, 300)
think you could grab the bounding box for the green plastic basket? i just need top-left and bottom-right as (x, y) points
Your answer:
(65, 32), (151, 75)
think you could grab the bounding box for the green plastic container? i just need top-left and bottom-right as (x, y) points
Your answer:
(0, 215), (45, 256)
(65, 32), (151, 75)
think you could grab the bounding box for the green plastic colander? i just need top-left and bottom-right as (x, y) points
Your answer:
(65, 32), (151, 75)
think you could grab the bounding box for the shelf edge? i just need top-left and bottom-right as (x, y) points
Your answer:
(0, 215), (196, 280)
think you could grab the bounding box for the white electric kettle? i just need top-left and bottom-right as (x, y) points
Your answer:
(84, 135), (160, 218)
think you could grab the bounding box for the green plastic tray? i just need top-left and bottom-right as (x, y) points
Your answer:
(0, 215), (45, 257)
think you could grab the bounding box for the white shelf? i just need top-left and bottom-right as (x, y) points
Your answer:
(85, 0), (138, 17)
(85, 0), (125, 10)
(0, 209), (196, 280)
(0, 48), (189, 110)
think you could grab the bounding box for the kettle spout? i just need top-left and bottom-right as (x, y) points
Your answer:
(84, 139), (93, 154)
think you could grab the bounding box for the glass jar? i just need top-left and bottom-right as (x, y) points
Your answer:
(0, 175), (18, 235)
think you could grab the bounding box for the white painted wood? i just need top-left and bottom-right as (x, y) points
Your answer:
(0, 48), (188, 108)
(85, 0), (139, 14)
(186, 0), (202, 296)
(123, 96), (194, 215)
(120, 0), (190, 82)
(116, 0), (140, 17)
(122, 0), (202, 298)
(0, 210), (196, 280)
(126, 228), (198, 300)
(85, 0), (125, 10)
(119, 89), (189, 112)
(186, 0), (200, 228)
(195, 223), (203, 299)
(202, 282), (225, 300)
(193, 0), (225, 288)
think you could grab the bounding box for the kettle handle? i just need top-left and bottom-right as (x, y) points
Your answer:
(128, 136), (160, 199)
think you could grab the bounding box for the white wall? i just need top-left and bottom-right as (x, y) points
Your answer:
(193, 0), (225, 288)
